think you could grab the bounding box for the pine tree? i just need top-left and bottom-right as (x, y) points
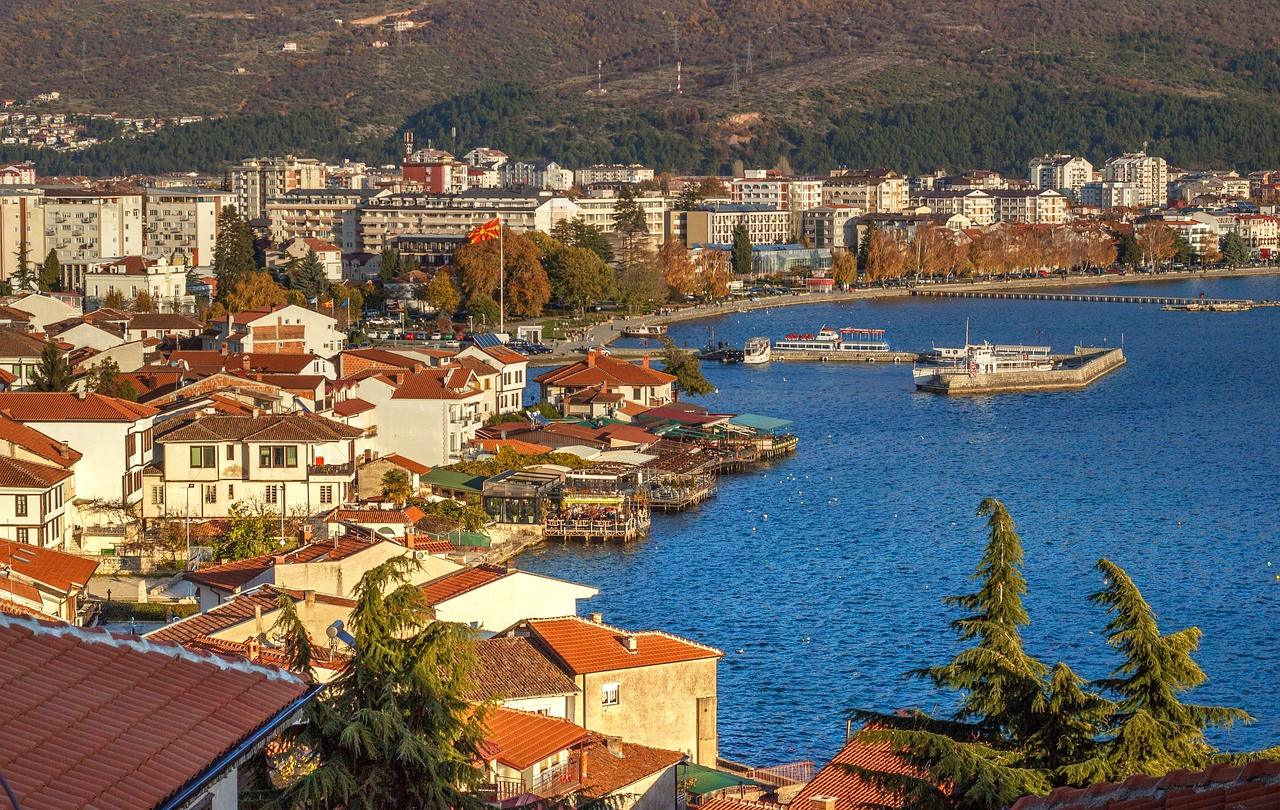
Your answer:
(213, 205), (256, 300)
(613, 184), (649, 271)
(291, 249), (330, 301)
(731, 223), (753, 276)
(857, 222), (876, 276)
(263, 556), (489, 810)
(30, 343), (74, 392)
(1090, 559), (1251, 779)
(1116, 232), (1142, 268)
(378, 247), (402, 283)
(676, 183), (704, 212)
(1219, 232), (1251, 266)
(40, 249), (62, 292)
(658, 337), (715, 396)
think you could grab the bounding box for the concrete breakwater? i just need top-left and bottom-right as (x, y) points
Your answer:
(771, 349), (920, 363)
(914, 347), (1126, 395)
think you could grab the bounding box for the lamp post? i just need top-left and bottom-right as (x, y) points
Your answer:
(185, 483), (195, 566)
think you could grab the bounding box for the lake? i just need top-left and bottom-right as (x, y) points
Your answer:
(518, 275), (1280, 767)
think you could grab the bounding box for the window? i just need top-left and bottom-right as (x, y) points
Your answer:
(258, 445), (298, 468)
(150, 486), (164, 505)
(265, 485), (279, 505)
(320, 485), (333, 505)
(14, 495), (26, 517)
(204, 484), (217, 504)
(601, 682), (620, 706)
(226, 444), (235, 461)
(227, 484), (234, 500)
(16, 528), (28, 544)
(189, 446), (216, 468)
(632, 387), (641, 400)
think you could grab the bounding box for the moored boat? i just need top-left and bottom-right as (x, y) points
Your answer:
(772, 326), (891, 355)
(743, 337), (772, 365)
(621, 324), (668, 338)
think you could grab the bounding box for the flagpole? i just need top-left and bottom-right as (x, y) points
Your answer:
(498, 216), (505, 334)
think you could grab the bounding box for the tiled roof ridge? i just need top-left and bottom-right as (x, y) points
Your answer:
(1012, 760), (1280, 809)
(531, 615), (725, 657)
(0, 611), (304, 683)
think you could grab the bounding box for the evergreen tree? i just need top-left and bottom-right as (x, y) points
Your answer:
(40, 249), (62, 292)
(10, 243), (38, 293)
(1090, 559), (1251, 779)
(551, 217), (614, 264)
(1171, 234), (1195, 265)
(731, 224), (753, 277)
(380, 469), (413, 505)
(131, 289), (156, 313)
(613, 184), (649, 271)
(468, 293), (500, 326)
(291, 249), (330, 301)
(676, 183), (704, 212)
(87, 358), (139, 401)
(379, 247), (403, 283)
(1116, 232), (1142, 268)
(1219, 232), (1251, 266)
(30, 343), (74, 392)
(263, 556), (488, 810)
(213, 206), (256, 300)
(857, 222), (876, 276)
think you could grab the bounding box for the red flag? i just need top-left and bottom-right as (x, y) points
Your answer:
(468, 218), (501, 244)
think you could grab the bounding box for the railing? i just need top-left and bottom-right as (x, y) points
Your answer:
(308, 462), (356, 476)
(480, 757), (580, 803)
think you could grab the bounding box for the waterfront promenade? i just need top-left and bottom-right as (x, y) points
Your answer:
(534, 265), (1280, 361)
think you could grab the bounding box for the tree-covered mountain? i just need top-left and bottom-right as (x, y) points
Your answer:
(6, 0), (1280, 175)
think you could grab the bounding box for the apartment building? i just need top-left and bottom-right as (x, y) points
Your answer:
(988, 189), (1069, 225)
(1230, 214), (1279, 257)
(143, 187), (232, 266)
(501, 160), (574, 191)
(402, 156), (471, 194)
(83, 255), (193, 312)
(1103, 152), (1169, 208)
(1028, 154), (1094, 200)
(0, 161), (37, 185)
(913, 189), (996, 225)
(1080, 180), (1143, 211)
(371, 365), (486, 466)
(0, 188), (44, 285)
(42, 189), (143, 264)
(801, 206), (863, 249)
(823, 170), (909, 213)
(353, 189), (579, 254)
(227, 155), (326, 220)
(153, 413), (362, 520)
(571, 188), (671, 242)
(664, 205), (793, 248)
(730, 171), (824, 214)
(573, 164), (655, 186)
(266, 187), (388, 252)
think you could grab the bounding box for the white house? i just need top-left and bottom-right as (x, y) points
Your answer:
(206, 304), (345, 357)
(0, 293), (82, 332)
(0, 415), (80, 550)
(371, 365), (485, 466)
(0, 539), (97, 622)
(84, 255), (193, 312)
(151, 413), (364, 521)
(419, 563), (599, 632)
(278, 236), (344, 283)
(456, 344), (529, 415)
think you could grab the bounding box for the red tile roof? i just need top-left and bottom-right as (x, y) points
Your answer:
(186, 537), (382, 592)
(0, 391), (158, 422)
(791, 730), (930, 810)
(1011, 760), (1280, 810)
(392, 365), (482, 400)
(475, 438), (553, 455)
(157, 412), (362, 443)
(0, 614), (314, 810)
(147, 585), (355, 647)
(483, 706), (589, 770)
(420, 564), (511, 605)
(0, 414), (81, 467)
(535, 352), (675, 388)
(577, 734), (685, 797)
(0, 455), (74, 487)
(521, 616), (721, 674)
(382, 453), (431, 474)
(471, 636), (580, 702)
(0, 540), (98, 594)
(332, 396), (375, 416)
(326, 507), (418, 525)
(478, 345), (529, 365)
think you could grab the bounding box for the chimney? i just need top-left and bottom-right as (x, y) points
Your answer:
(589, 611), (603, 624)
(254, 604), (264, 632)
(604, 735), (624, 757)
(586, 349), (597, 368)
(219, 343), (229, 356)
(810, 797), (838, 810)
(642, 356), (651, 369)
(624, 634), (638, 654)
(75, 390), (88, 400)
(241, 354), (251, 371)
(58, 440), (70, 458)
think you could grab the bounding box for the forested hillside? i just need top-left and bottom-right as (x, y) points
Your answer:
(6, 0), (1280, 175)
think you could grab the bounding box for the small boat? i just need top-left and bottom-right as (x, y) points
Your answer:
(699, 340), (744, 363)
(743, 337), (772, 365)
(913, 342), (1054, 389)
(772, 326), (891, 355)
(621, 324), (668, 338)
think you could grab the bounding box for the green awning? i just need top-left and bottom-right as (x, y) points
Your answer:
(730, 413), (793, 434)
(421, 468), (486, 495)
(677, 763), (766, 796)
(451, 530), (492, 548)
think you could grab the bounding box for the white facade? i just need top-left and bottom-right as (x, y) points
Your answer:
(42, 191), (143, 263)
(574, 164), (655, 186)
(354, 190), (580, 254)
(144, 187), (232, 266)
(1104, 153), (1169, 208)
(1028, 154), (1094, 199)
(84, 255), (192, 311)
(371, 371), (485, 466)
(0, 188), (45, 285)
(427, 569), (598, 632)
(227, 156), (326, 220)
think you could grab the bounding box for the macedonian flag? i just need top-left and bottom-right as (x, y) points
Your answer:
(467, 217), (501, 244)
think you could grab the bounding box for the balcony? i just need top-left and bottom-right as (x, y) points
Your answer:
(480, 756), (581, 804)
(307, 461), (355, 478)
(450, 411), (482, 426)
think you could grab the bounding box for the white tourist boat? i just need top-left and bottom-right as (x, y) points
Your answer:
(621, 324), (668, 338)
(913, 342), (1054, 388)
(743, 337), (772, 365)
(772, 326), (890, 355)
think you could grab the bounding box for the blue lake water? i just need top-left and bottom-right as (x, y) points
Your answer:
(518, 275), (1280, 767)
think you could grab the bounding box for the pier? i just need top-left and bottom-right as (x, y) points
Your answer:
(915, 347), (1127, 395)
(911, 289), (1275, 307)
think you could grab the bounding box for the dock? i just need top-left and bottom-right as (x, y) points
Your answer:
(911, 289), (1275, 307)
(772, 350), (919, 363)
(915, 347), (1126, 395)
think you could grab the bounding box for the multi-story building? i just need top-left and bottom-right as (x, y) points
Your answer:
(1080, 180), (1142, 211)
(730, 171), (824, 230)
(801, 206), (863, 249)
(664, 205), (793, 248)
(1230, 214), (1279, 258)
(226, 155), (326, 220)
(266, 187), (388, 253)
(464, 147), (509, 170)
(83, 255), (193, 312)
(206, 304), (345, 356)
(535, 350), (675, 413)
(989, 189), (1069, 225)
(0, 415), (79, 550)
(402, 156), (471, 194)
(370, 365), (486, 466)
(41, 189), (143, 264)
(0, 188), (44, 285)
(501, 161), (573, 191)
(455, 344), (529, 415)
(143, 187), (232, 266)
(0, 161), (37, 185)
(913, 189), (995, 225)
(938, 169), (1007, 191)
(1104, 152), (1169, 208)
(1028, 154), (1094, 200)
(823, 170), (909, 213)
(153, 413), (362, 520)
(277, 237), (343, 283)
(353, 189), (579, 254)
(1169, 171), (1252, 204)
(573, 164), (655, 186)
(570, 188), (671, 246)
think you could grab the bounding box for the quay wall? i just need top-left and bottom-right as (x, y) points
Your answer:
(918, 347), (1126, 395)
